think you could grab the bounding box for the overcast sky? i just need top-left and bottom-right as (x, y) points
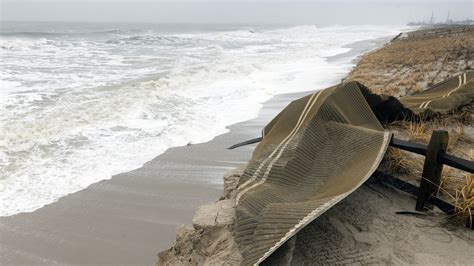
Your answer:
(1, 0), (472, 25)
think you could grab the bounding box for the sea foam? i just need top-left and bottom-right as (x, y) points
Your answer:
(0, 24), (407, 216)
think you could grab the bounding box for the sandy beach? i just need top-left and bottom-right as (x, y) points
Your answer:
(0, 91), (317, 265)
(0, 36), (385, 265)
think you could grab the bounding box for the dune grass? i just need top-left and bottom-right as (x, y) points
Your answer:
(348, 30), (474, 97)
(349, 27), (474, 224)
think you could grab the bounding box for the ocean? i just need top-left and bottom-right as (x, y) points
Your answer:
(0, 22), (406, 216)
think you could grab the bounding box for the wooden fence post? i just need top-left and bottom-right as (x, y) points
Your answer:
(416, 130), (449, 211)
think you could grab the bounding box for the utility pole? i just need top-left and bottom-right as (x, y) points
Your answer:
(429, 11), (434, 24)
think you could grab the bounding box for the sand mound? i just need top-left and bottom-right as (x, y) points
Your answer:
(157, 166), (246, 266)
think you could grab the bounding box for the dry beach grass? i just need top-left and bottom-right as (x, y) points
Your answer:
(349, 28), (474, 97)
(348, 26), (474, 224)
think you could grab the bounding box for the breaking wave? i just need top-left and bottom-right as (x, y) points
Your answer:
(0, 23), (406, 216)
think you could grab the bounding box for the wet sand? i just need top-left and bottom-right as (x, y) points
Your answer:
(0, 39), (382, 265)
(0, 91), (313, 265)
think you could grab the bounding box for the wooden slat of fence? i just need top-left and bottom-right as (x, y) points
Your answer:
(389, 138), (426, 156)
(438, 153), (474, 173)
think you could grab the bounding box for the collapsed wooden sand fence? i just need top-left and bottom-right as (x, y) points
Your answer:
(227, 72), (473, 264)
(392, 25), (474, 42)
(230, 131), (474, 229)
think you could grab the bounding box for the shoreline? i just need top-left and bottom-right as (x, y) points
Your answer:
(0, 25), (405, 217)
(0, 37), (392, 264)
(158, 26), (474, 265)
